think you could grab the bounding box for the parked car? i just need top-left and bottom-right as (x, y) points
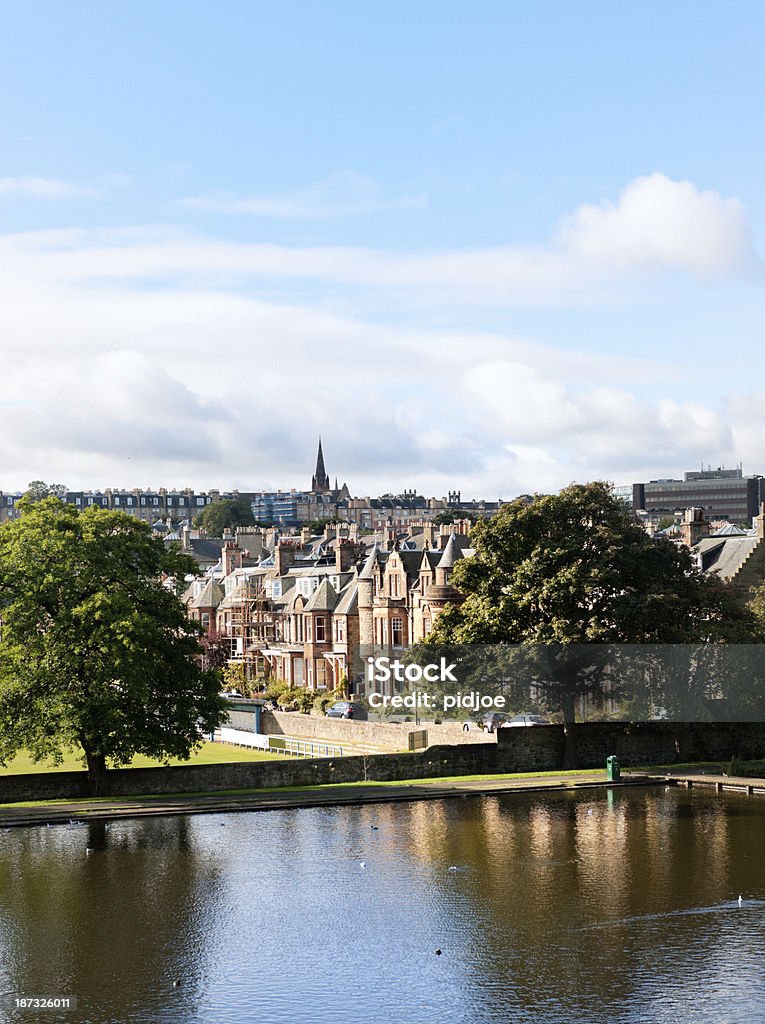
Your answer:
(220, 689), (244, 699)
(325, 701), (354, 719)
(501, 713), (551, 727)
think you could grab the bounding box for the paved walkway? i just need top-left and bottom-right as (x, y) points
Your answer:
(0, 772), (660, 829)
(631, 768), (765, 795)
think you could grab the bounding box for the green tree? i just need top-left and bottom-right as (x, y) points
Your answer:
(0, 498), (226, 794)
(24, 480), (67, 501)
(425, 482), (759, 765)
(193, 498), (254, 535)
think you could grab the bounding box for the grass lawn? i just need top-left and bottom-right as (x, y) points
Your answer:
(0, 768), (607, 809)
(0, 742), (284, 776)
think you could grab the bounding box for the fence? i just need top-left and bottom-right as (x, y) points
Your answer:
(216, 727), (344, 759)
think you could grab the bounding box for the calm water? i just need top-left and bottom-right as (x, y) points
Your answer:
(1, 787), (765, 1024)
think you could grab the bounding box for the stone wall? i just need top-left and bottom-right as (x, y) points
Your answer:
(2, 722), (764, 805)
(426, 722), (497, 745)
(0, 744), (499, 804)
(496, 721), (765, 769)
(258, 710), (418, 750)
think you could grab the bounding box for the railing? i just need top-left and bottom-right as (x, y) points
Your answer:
(214, 727), (343, 759)
(267, 736), (345, 758)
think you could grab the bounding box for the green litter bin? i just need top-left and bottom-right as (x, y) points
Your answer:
(606, 755), (620, 781)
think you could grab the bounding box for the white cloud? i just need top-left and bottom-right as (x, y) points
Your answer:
(559, 172), (758, 278)
(0, 176), (100, 199)
(0, 172), (761, 496)
(181, 172), (428, 219)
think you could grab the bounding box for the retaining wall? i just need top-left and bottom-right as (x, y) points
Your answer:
(2, 722), (764, 805)
(496, 720), (765, 769)
(258, 710), (417, 749)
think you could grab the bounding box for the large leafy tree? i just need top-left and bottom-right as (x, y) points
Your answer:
(426, 482), (760, 763)
(193, 498), (254, 536)
(0, 498), (227, 793)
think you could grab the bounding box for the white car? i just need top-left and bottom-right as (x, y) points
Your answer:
(501, 713), (551, 727)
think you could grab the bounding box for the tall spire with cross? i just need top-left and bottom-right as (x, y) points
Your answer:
(311, 436), (330, 493)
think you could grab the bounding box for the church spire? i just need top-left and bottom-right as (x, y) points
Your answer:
(311, 436), (330, 493)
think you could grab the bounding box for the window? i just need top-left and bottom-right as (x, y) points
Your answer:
(335, 619), (345, 642)
(305, 617), (312, 642)
(196, 497), (205, 506)
(127, 497), (133, 506)
(153, 497), (159, 506)
(141, 497), (146, 506)
(315, 617), (326, 642)
(114, 497), (120, 505)
(392, 617), (403, 646)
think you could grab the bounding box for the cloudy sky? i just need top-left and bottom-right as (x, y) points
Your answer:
(1, 2), (764, 499)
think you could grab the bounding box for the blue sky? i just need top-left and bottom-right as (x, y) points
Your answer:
(1, 2), (764, 497)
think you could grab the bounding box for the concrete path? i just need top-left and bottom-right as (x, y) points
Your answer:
(632, 769), (765, 795)
(0, 772), (660, 829)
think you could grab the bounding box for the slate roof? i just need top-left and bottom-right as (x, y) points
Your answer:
(359, 544), (380, 580)
(334, 580), (358, 616)
(304, 578), (338, 613)
(437, 533), (464, 569)
(693, 535), (762, 579)
(189, 578), (224, 610)
(712, 524), (749, 537)
(186, 538), (225, 566)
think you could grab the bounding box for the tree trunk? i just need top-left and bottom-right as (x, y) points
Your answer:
(562, 691), (578, 769)
(85, 749), (108, 797)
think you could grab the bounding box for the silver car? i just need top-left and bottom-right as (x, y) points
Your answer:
(502, 713), (551, 727)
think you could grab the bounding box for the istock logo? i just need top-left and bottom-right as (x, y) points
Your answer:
(365, 656), (458, 684)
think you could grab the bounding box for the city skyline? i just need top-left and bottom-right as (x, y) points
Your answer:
(1, 3), (764, 496)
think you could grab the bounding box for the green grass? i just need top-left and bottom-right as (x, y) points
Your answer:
(0, 767), (606, 810)
(0, 742), (284, 776)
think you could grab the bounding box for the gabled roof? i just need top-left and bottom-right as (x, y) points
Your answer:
(334, 580), (358, 616)
(304, 578), (338, 613)
(397, 549), (423, 577)
(190, 578), (224, 610)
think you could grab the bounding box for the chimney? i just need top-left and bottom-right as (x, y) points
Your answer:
(274, 541), (297, 576)
(181, 522), (191, 552)
(221, 540), (243, 577)
(680, 507), (709, 548)
(301, 526), (311, 544)
(335, 538), (357, 573)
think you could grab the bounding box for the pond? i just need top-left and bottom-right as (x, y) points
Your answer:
(1, 786), (764, 1023)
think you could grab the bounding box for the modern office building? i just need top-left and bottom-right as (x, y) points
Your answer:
(632, 466), (765, 524)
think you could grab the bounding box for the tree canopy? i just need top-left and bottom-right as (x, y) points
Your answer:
(193, 498), (255, 536)
(425, 482), (761, 759)
(0, 498), (226, 793)
(23, 480), (67, 502)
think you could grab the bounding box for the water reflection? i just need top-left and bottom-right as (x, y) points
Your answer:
(0, 789), (764, 1023)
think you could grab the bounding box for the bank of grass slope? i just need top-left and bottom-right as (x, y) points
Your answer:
(0, 742), (282, 775)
